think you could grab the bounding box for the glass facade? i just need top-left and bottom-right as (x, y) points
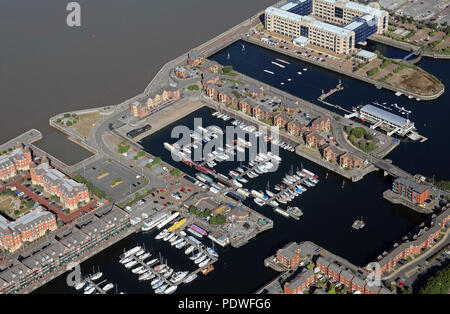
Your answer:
(348, 15), (378, 43)
(335, 7), (343, 19)
(300, 25), (309, 38)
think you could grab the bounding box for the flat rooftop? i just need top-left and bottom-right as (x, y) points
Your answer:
(266, 6), (304, 23)
(360, 104), (410, 127)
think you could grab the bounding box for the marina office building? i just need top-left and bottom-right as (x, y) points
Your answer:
(264, 0), (388, 54)
(357, 104), (415, 136)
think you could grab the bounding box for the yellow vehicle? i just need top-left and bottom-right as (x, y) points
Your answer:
(168, 218), (186, 232)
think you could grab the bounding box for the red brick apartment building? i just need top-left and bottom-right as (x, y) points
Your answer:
(274, 112), (292, 129)
(187, 50), (204, 67)
(218, 89), (235, 106)
(0, 206), (57, 252)
(377, 207), (449, 273)
(0, 205), (130, 294)
(129, 89), (180, 118)
(392, 177), (429, 204)
(30, 160), (89, 210)
(310, 116), (331, 133)
(199, 60), (219, 73)
(0, 143), (32, 180)
(205, 84), (221, 100)
(174, 66), (189, 79)
(283, 268), (315, 294)
(245, 84), (264, 98)
(327, 262), (343, 281)
(276, 242), (301, 269)
(323, 145), (344, 163)
(339, 152), (362, 169)
(239, 98), (258, 115)
(305, 132), (326, 148)
(201, 72), (220, 87)
(315, 255), (384, 294)
(280, 100), (300, 114)
(253, 105), (274, 121)
(287, 120), (306, 136)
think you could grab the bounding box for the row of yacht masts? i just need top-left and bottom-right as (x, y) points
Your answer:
(119, 245), (190, 294)
(154, 228), (219, 268)
(229, 115), (296, 152)
(253, 165), (319, 208)
(74, 268), (119, 294)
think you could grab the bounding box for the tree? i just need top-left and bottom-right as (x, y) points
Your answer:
(418, 267), (450, 294)
(358, 141), (366, 151)
(344, 125), (352, 134)
(222, 65), (233, 74)
(367, 141), (376, 152)
(351, 127), (365, 138)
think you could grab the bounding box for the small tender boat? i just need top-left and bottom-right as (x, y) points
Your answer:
(102, 283), (114, 292)
(164, 285), (177, 294)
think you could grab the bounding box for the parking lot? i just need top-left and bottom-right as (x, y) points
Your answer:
(396, 0), (448, 20)
(380, 0), (407, 11)
(73, 157), (146, 201)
